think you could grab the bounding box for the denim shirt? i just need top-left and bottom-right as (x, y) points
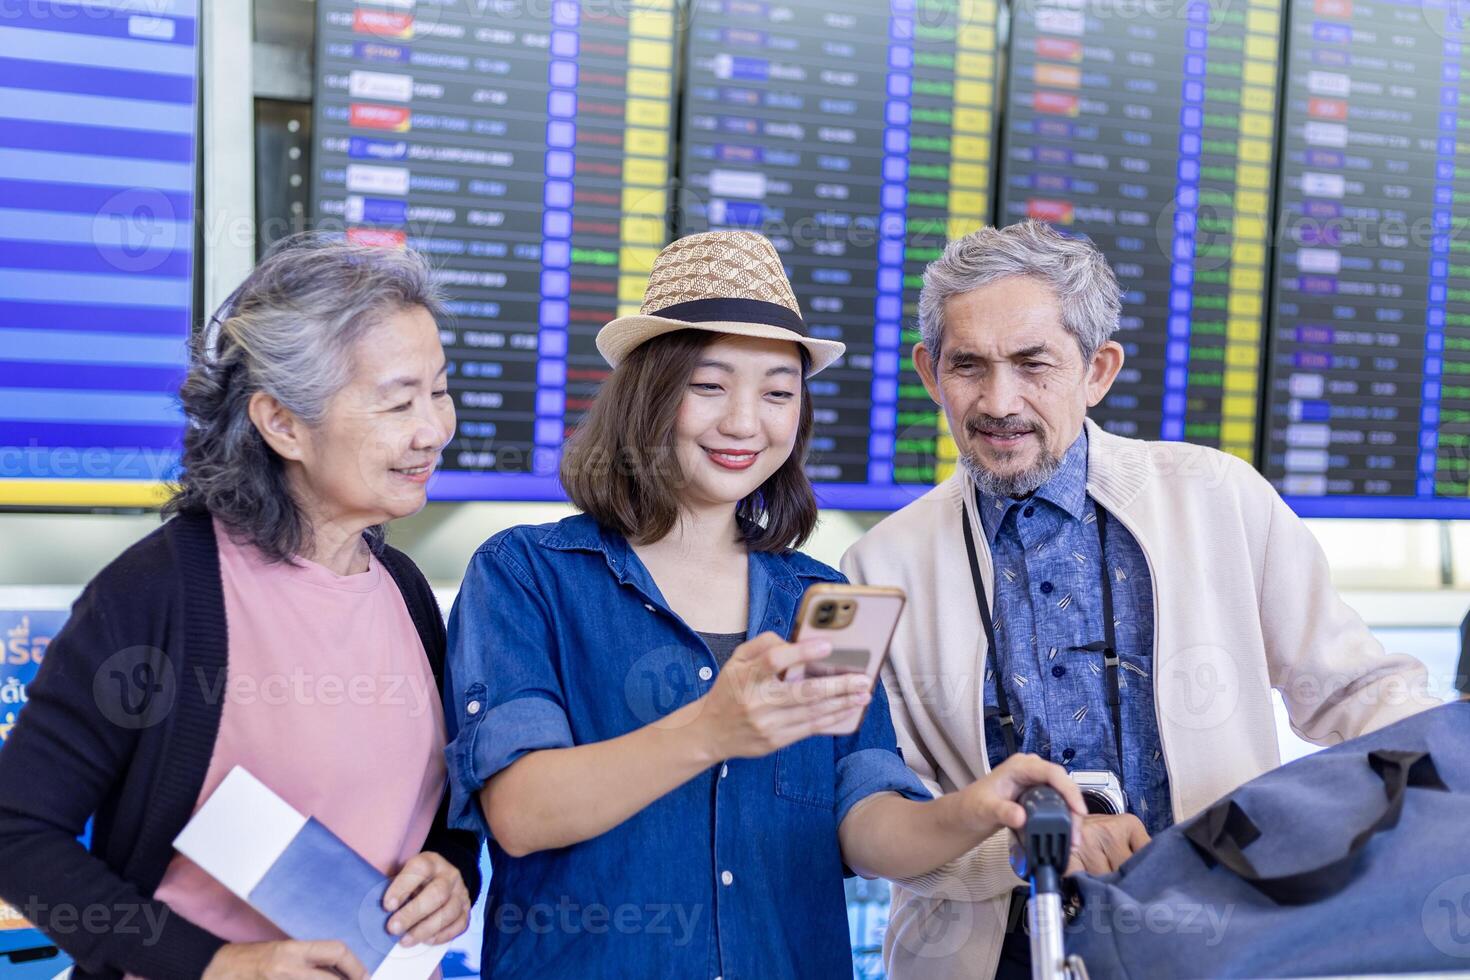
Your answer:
(443, 514), (929, 979)
(978, 430), (1174, 835)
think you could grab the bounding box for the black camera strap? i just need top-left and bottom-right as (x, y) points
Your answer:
(963, 499), (1019, 758)
(961, 490), (1125, 775)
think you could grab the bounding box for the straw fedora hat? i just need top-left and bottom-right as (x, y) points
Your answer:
(595, 231), (846, 375)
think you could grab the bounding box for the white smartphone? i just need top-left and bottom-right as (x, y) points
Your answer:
(788, 583), (907, 735)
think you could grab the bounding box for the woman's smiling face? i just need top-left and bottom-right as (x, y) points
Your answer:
(672, 334), (806, 512)
(277, 305), (457, 530)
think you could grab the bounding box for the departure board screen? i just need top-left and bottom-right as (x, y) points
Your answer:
(313, 0), (676, 500)
(0, 0), (200, 509)
(1000, 0), (1283, 461)
(679, 0), (1002, 508)
(1262, 0), (1470, 518)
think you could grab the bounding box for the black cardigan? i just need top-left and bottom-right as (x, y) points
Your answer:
(0, 511), (482, 978)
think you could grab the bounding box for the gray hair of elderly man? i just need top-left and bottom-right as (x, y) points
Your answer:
(164, 232), (446, 563)
(916, 219), (1124, 362)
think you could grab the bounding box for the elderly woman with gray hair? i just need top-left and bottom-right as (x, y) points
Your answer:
(0, 235), (481, 979)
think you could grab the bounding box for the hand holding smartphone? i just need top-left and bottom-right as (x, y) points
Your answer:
(787, 584), (906, 735)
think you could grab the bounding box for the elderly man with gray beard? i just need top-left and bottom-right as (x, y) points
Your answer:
(841, 220), (1439, 980)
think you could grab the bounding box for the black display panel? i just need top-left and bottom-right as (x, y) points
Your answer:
(1262, 0), (1470, 517)
(1000, 0), (1284, 461)
(678, 0), (1002, 508)
(312, 0), (677, 499)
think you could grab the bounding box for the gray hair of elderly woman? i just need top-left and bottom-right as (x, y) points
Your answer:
(917, 219), (1123, 362)
(164, 233), (446, 562)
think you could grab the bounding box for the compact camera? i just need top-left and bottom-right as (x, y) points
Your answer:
(1071, 770), (1127, 816)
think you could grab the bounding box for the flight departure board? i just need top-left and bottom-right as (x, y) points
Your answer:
(679, 0), (1002, 508)
(1262, 0), (1470, 518)
(1000, 0), (1283, 461)
(0, 0), (199, 509)
(313, 0), (677, 500)
(303, 0), (1469, 518)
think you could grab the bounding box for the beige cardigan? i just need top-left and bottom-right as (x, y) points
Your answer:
(841, 419), (1438, 980)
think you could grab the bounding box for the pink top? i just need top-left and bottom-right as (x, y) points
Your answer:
(147, 519), (447, 950)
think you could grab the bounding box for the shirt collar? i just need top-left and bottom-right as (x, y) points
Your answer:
(977, 427), (1090, 541)
(538, 512), (841, 612)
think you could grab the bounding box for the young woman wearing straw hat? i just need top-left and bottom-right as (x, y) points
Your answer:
(442, 231), (1084, 978)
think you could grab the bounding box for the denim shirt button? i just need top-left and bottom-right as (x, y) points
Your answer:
(720, 763), (729, 778)
(699, 666), (713, 681)
(721, 870), (734, 886)
(643, 603), (655, 612)
(466, 700), (481, 716)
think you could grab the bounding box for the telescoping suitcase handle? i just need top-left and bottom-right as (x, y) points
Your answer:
(1182, 749), (1449, 906)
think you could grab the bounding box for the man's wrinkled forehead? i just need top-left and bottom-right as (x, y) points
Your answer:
(941, 284), (1071, 353)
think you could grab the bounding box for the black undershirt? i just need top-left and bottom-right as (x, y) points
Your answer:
(697, 630), (745, 669)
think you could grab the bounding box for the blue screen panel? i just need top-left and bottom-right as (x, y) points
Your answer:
(0, 0), (199, 509)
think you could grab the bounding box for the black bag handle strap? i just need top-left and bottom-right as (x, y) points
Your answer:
(1183, 749), (1448, 905)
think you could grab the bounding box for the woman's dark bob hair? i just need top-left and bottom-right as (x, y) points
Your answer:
(560, 329), (818, 552)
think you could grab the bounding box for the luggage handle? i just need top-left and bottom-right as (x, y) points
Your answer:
(1182, 749), (1448, 906)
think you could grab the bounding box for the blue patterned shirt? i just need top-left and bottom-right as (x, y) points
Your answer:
(978, 430), (1174, 835)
